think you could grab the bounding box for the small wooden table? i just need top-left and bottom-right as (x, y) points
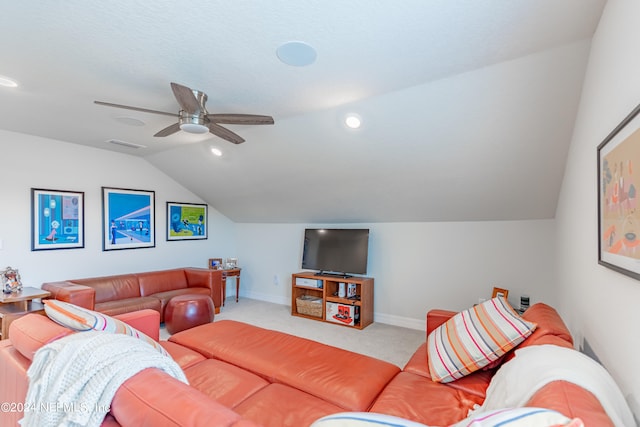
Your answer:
(0, 287), (51, 340)
(221, 268), (241, 305)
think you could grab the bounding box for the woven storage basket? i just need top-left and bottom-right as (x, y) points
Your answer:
(296, 295), (322, 318)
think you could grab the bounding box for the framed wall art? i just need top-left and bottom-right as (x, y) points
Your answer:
(102, 187), (155, 251)
(598, 103), (640, 280)
(167, 202), (208, 241)
(31, 188), (84, 251)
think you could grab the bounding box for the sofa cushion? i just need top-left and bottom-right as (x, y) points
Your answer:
(526, 381), (613, 427)
(111, 368), (248, 427)
(169, 320), (400, 412)
(520, 303), (573, 348)
(184, 359), (269, 408)
(8, 314), (74, 361)
(403, 342), (493, 399)
(95, 296), (162, 318)
(43, 300), (167, 356)
(369, 371), (483, 425)
(427, 297), (536, 383)
(233, 383), (344, 427)
(160, 341), (207, 370)
(73, 274), (141, 303)
(137, 269), (188, 296)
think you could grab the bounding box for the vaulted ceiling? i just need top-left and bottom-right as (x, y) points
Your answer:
(0, 1), (606, 222)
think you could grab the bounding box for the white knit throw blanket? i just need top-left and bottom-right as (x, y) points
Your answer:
(20, 331), (188, 427)
(474, 345), (636, 427)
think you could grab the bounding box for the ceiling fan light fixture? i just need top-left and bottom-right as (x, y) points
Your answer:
(180, 122), (209, 134)
(179, 111), (209, 134)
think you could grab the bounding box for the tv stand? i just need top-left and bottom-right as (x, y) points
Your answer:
(291, 272), (374, 329)
(316, 271), (352, 278)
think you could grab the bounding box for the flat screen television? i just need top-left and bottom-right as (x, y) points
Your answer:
(301, 228), (369, 277)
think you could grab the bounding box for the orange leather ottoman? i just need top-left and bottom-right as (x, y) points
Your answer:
(165, 294), (214, 334)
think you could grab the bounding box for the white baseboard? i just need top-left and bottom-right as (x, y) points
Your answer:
(373, 312), (426, 331)
(240, 290), (426, 332)
(239, 290), (289, 305)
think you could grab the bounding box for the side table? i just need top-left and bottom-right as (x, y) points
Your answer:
(0, 287), (51, 340)
(221, 268), (241, 306)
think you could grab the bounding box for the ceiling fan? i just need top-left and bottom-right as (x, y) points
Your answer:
(94, 82), (274, 144)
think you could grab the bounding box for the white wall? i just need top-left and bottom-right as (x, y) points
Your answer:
(235, 220), (555, 330)
(556, 0), (640, 419)
(0, 130), (236, 285)
(0, 130), (557, 326)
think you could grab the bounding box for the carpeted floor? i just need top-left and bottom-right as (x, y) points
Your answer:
(161, 297), (425, 368)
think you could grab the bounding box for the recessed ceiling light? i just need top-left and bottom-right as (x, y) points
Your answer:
(345, 114), (362, 129)
(211, 147), (223, 157)
(0, 75), (18, 88)
(115, 116), (145, 127)
(276, 41), (317, 67)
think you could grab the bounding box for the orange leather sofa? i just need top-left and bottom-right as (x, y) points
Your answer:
(41, 267), (223, 321)
(0, 303), (616, 427)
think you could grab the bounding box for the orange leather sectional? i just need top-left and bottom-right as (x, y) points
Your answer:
(41, 267), (223, 321)
(0, 303), (615, 426)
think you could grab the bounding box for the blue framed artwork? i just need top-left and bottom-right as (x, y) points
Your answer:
(102, 187), (155, 251)
(31, 188), (84, 251)
(167, 202), (208, 241)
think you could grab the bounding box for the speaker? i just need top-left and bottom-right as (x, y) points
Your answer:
(520, 295), (530, 312)
(338, 282), (346, 298)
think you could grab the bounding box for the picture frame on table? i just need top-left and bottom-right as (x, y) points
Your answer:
(209, 258), (223, 270)
(491, 286), (509, 300)
(1, 266), (22, 294)
(31, 188), (84, 251)
(102, 187), (155, 251)
(167, 202), (208, 241)
(598, 103), (640, 280)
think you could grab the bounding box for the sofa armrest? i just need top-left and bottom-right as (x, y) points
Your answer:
(426, 309), (457, 337)
(184, 268), (223, 309)
(111, 368), (248, 427)
(114, 309), (161, 341)
(42, 281), (96, 310)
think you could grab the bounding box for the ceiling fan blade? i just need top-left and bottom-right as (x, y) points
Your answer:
(208, 114), (275, 125)
(208, 123), (245, 144)
(154, 122), (181, 137)
(170, 82), (201, 114)
(94, 101), (178, 118)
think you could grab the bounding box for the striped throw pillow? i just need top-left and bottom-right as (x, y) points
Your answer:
(43, 299), (168, 356)
(311, 412), (431, 426)
(427, 297), (536, 383)
(449, 407), (582, 427)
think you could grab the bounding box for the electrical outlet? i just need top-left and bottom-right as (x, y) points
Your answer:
(273, 275), (279, 286)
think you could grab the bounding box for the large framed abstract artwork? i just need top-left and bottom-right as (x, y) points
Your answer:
(598, 103), (640, 280)
(166, 202), (208, 241)
(102, 187), (155, 251)
(31, 188), (84, 251)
